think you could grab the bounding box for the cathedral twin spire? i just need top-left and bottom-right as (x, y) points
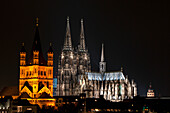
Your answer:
(80, 19), (86, 51)
(63, 17), (86, 51)
(63, 17), (72, 51)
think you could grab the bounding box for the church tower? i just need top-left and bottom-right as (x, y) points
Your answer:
(57, 17), (77, 96)
(77, 19), (91, 77)
(147, 83), (155, 97)
(19, 18), (55, 108)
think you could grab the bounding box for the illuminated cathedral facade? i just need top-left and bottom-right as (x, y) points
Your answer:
(19, 18), (55, 107)
(56, 17), (137, 101)
(56, 17), (91, 96)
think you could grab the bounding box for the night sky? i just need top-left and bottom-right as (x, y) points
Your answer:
(0, 0), (169, 96)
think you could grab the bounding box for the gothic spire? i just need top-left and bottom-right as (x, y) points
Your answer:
(63, 17), (72, 51)
(100, 43), (106, 74)
(101, 43), (104, 62)
(80, 19), (86, 51)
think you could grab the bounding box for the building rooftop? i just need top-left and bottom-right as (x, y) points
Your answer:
(86, 71), (125, 81)
(0, 86), (18, 96)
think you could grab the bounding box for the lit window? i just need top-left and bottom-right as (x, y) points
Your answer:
(17, 106), (22, 112)
(27, 108), (32, 110)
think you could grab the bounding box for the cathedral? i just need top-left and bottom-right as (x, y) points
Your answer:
(56, 17), (137, 102)
(56, 17), (91, 96)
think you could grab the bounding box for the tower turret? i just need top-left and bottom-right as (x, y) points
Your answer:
(47, 43), (53, 66)
(20, 43), (26, 66)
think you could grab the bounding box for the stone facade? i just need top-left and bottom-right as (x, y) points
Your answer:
(57, 17), (91, 96)
(19, 18), (55, 107)
(56, 17), (137, 102)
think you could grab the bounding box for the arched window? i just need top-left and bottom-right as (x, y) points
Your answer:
(41, 71), (43, 75)
(49, 70), (51, 75)
(35, 68), (37, 73)
(21, 70), (24, 74)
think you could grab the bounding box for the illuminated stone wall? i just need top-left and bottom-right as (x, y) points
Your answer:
(19, 19), (55, 108)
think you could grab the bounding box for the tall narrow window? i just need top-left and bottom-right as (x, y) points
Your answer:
(49, 70), (51, 75)
(41, 71), (43, 75)
(35, 68), (37, 73)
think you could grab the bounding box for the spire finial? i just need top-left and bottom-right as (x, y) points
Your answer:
(149, 82), (152, 89)
(36, 17), (39, 27)
(101, 43), (104, 62)
(67, 16), (69, 22)
(22, 42), (24, 46)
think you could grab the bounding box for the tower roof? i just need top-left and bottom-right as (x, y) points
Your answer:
(20, 43), (26, 52)
(28, 18), (46, 65)
(48, 43), (53, 52)
(63, 17), (72, 51)
(79, 19), (86, 51)
(149, 82), (153, 90)
(32, 18), (42, 52)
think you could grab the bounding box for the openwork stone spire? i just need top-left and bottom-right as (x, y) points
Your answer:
(63, 17), (72, 51)
(101, 43), (104, 62)
(100, 43), (106, 74)
(80, 19), (86, 51)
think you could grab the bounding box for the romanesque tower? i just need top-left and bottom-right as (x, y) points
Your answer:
(19, 18), (55, 107)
